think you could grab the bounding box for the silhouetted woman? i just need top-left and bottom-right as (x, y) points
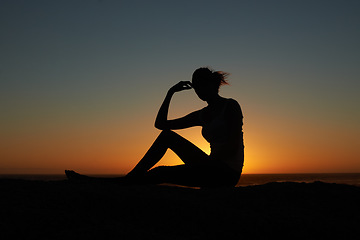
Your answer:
(66, 67), (244, 187)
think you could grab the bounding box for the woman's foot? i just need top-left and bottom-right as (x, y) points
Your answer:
(65, 170), (91, 181)
(65, 170), (144, 185)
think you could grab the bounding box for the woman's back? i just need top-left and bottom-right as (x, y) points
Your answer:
(200, 98), (244, 173)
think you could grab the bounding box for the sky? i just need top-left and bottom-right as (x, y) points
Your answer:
(1, 0), (360, 174)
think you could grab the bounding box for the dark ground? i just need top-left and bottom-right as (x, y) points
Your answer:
(0, 179), (359, 240)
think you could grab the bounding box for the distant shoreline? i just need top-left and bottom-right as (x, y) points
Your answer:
(1, 173), (360, 186)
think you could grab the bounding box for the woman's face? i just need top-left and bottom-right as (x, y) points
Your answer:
(192, 78), (218, 101)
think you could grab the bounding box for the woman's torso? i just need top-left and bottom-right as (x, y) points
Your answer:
(200, 98), (244, 173)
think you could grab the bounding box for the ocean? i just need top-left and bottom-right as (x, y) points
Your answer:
(1, 173), (360, 187)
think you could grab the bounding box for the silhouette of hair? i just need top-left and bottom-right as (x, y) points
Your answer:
(192, 67), (229, 91)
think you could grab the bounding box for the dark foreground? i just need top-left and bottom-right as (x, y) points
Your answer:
(1, 179), (359, 240)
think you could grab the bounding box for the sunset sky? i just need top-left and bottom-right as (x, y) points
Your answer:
(1, 0), (359, 174)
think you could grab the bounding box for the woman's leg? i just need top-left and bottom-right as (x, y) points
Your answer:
(127, 130), (209, 177)
(65, 130), (209, 185)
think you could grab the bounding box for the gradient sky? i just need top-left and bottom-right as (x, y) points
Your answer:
(1, 0), (359, 174)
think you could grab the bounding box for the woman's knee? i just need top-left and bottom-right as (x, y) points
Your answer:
(160, 129), (174, 136)
(159, 129), (179, 141)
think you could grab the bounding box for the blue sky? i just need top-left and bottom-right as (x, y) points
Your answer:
(1, 0), (360, 173)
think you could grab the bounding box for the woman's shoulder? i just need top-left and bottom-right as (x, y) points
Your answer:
(226, 98), (241, 109)
(225, 98), (243, 117)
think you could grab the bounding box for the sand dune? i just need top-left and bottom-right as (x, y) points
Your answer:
(1, 179), (359, 239)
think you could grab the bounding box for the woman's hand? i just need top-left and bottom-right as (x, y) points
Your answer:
(169, 81), (192, 93)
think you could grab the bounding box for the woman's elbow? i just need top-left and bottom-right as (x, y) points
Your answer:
(154, 121), (166, 130)
(154, 123), (163, 130)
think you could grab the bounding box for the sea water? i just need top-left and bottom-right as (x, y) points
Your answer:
(1, 173), (360, 187)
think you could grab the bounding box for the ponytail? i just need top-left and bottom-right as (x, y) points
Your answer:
(212, 71), (229, 86)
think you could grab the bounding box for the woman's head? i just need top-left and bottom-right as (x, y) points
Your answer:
(191, 67), (229, 101)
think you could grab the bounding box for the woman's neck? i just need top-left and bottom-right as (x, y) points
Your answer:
(206, 94), (225, 107)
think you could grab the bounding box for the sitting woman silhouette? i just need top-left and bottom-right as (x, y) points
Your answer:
(66, 67), (244, 187)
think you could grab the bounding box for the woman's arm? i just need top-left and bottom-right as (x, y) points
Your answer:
(155, 81), (201, 130)
(154, 90), (175, 129)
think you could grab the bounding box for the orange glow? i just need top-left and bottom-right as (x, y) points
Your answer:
(1, 99), (360, 175)
(2, 110), (360, 175)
